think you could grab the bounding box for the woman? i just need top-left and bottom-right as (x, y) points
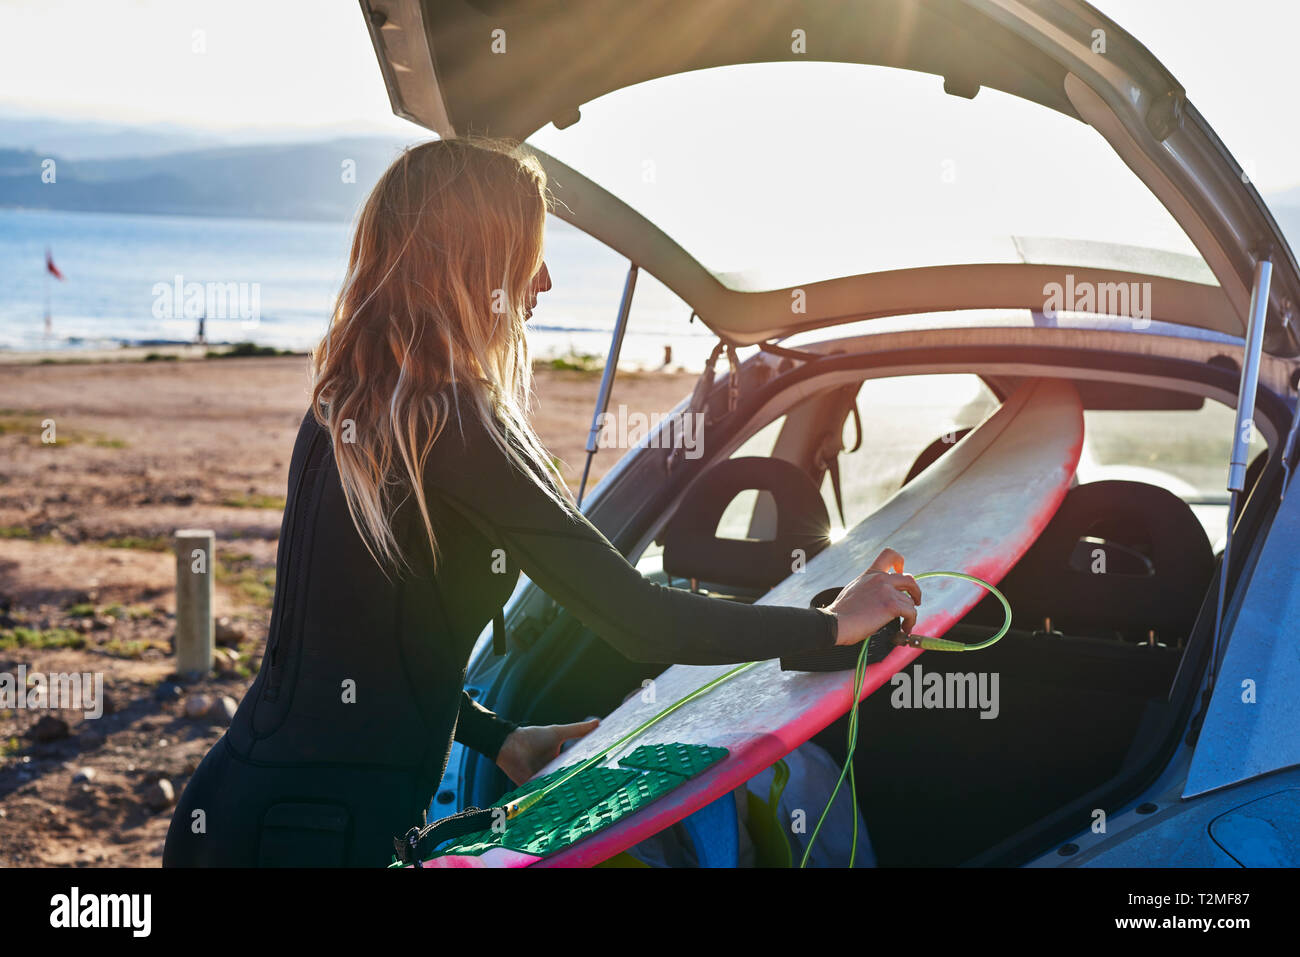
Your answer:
(162, 137), (922, 867)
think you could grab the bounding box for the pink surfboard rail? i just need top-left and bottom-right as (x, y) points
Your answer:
(424, 377), (1084, 868)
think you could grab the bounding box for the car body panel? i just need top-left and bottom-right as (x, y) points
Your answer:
(1034, 764), (1300, 868)
(1184, 481), (1300, 798)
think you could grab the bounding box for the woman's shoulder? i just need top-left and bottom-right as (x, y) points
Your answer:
(425, 405), (563, 498)
(293, 407), (330, 457)
(427, 407), (533, 490)
(430, 403), (500, 454)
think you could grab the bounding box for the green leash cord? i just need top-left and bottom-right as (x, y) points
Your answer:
(497, 570), (1011, 863)
(506, 661), (760, 820)
(799, 570), (1013, 867)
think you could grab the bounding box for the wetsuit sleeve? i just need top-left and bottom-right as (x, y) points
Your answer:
(424, 417), (838, 666)
(454, 691), (517, 760)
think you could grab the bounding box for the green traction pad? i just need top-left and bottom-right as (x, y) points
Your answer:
(430, 741), (728, 859)
(620, 742), (729, 777)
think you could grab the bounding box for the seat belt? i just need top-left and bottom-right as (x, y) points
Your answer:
(492, 609), (506, 656)
(817, 401), (860, 528)
(823, 452), (847, 528)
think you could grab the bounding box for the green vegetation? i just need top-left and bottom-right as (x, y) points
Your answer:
(64, 601), (151, 621)
(0, 627), (86, 651)
(222, 493), (287, 510)
(545, 350), (604, 374)
(0, 412), (41, 437)
(102, 638), (149, 659)
(207, 341), (298, 359)
(100, 535), (169, 552)
(0, 525), (58, 545)
(0, 410), (126, 448)
(143, 352), (180, 361)
(215, 550), (276, 609)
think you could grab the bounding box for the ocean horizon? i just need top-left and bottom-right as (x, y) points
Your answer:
(0, 207), (717, 369)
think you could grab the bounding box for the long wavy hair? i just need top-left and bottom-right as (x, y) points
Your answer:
(310, 137), (565, 574)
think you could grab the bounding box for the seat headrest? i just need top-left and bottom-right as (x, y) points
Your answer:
(996, 480), (1214, 640)
(903, 428), (973, 486)
(662, 456), (831, 591)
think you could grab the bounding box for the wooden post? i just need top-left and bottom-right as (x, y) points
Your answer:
(174, 528), (215, 678)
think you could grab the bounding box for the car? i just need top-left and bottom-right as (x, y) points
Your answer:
(362, 0), (1300, 866)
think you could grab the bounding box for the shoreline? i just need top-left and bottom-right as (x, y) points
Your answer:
(0, 341), (698, 373)
(0, 344), (287, 365)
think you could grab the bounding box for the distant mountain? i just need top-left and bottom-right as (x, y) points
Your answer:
(0, 137), (421, 221)
(0, 111), (421, 160)
(4, 110), (1298, 240)
(0, 114), (225, 159)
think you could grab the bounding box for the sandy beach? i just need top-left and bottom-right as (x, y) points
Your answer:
(0, 352), (695, 866)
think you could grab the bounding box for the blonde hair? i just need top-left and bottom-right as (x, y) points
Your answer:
(310, 136), (565, 574)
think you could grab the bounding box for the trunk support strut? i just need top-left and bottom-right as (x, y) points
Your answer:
(1209, 258), (1272, 686)
(577, 261), (638, 506)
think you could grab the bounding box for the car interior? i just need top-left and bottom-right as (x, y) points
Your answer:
(475, 359), (1274, 866)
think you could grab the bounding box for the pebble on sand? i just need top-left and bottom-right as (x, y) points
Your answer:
(144, 778), (175, 810)
(208, 695), (237, 726)
(29, 715), (70, 742)
(211, 647), (241, 675)
(215, 617), (246, 647)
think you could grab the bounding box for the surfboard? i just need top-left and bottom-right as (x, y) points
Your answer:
(423, 376), (1084, 867)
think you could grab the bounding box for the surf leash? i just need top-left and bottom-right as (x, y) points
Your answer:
(799, 570), (1013, 867)
(427, 569), (1010, 865)
(503, 660), (761, 821)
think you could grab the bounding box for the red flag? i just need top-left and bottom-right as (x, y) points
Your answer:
(45, 248), (64, 281)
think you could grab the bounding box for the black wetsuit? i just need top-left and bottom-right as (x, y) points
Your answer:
(162, 408), (837, 867)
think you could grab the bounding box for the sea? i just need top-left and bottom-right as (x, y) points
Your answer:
(0, 208), (717, 369)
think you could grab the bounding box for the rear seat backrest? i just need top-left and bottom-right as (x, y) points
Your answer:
(986, 480), (1215, 642)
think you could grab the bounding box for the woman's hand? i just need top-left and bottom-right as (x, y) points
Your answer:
(495, 718), (600, 785)
(825, 547), (922, 646)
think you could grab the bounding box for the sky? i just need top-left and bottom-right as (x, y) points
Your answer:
(0, 0), (421, 137)
(0, 0), (1296, 192)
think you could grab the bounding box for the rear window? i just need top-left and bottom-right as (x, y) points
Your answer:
(529, 61), (1214, 293)
(1079, 402), (1267, 547)
(829, 373), (999, 532)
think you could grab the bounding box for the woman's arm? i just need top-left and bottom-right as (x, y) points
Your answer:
(455, 688), (603, 782)
(424, 415), (842, 666)
(453, 690), (517, 759)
